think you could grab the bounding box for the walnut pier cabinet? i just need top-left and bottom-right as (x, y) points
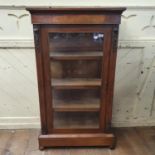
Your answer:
(28, 7), (126, 149)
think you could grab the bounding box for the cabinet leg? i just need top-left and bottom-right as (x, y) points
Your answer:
(110, 137), (116, 149)
(39, 145), (45, 150)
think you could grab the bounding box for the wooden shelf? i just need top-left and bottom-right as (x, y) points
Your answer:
(53, 98), (100, 112)
(54, 112), (99, 129)
(51, 78), (101, 89)
(50, 51), (103, 60)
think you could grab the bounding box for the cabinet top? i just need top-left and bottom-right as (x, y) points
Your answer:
(27, 7), (126, 13)
(27, 7), (126, 25)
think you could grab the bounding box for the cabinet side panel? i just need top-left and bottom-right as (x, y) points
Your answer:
(105, 25), (119, 131)
(41, 28), (54, 133)
(100, 27), (113, 131)
(33, 25), (47, 134)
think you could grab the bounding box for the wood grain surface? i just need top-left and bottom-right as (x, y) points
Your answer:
(0, 127), (155, 155)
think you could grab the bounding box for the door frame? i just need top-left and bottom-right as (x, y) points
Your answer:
(40, 25), (113, 134)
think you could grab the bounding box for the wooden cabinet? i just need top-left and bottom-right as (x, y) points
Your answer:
(28, 7), (126, 149)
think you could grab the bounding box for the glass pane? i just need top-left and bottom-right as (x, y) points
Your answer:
(49, 33), (104, 52)
(54, 112), (99, 129)
(49, 32), (104, 83)
(48, 32), (104, 130)
(50, 60), (101, 79)
(53, 88), (100, 110)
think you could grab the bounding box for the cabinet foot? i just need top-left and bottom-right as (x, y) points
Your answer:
(109, 137), (116, 149)
(39, 145), (45, 150)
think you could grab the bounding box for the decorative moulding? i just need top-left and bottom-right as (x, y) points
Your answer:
(142, 15), (155, 31)
(0, 38), (155, 48)
(0, 26), (3, 31)
(8, 13), (29, 29)
(121, 14), (136, 20)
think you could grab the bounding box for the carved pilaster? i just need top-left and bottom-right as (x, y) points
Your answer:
(33, 25), (40, 50)
(112, 26), (119, 52)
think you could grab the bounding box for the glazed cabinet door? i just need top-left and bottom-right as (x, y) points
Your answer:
(41, 25), (112, 133)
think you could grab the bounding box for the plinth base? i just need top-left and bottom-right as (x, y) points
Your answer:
(39, 133), (116, 150)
